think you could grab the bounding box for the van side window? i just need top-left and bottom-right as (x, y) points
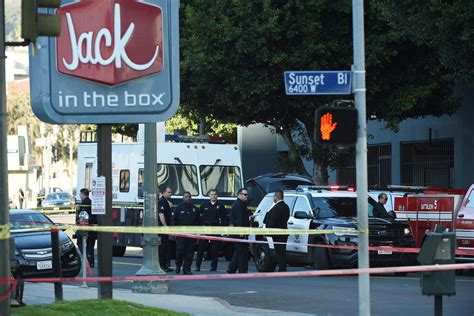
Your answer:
(137, 168), (144, 198)
(200, 165), (242, 197)
(119, 170), (130, 192)
(293, 197), (310, 215)
(158, 164), (199, 196)
(84, 162), (93, 190)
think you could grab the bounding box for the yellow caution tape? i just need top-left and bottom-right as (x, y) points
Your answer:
(13, 224), (368, 236)
(0, 224), (10, 240)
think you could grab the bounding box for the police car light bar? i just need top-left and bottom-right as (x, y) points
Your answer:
(296, 185), (351, 192)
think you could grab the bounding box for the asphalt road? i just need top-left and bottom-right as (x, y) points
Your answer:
(84, 254), (473, 316)
(48, 214), (474, 315)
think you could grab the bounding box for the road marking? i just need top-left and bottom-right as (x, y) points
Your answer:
(373, 276), (474, 283)
(229, 290), (258, 295)
(113, 261), (142, 266)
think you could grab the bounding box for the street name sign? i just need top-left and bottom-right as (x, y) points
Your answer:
(284, 71), (352, 95)
(29, 0), (180, 124)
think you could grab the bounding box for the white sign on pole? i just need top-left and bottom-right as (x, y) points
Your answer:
(91, 176), (106, 215)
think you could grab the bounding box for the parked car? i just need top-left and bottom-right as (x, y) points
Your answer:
(245, 173), (314, 208)
(249, 186), (416, 272)
(36, 187), (63, 207)
(9, 209), (81, 278)
(41, 192), (75, 209)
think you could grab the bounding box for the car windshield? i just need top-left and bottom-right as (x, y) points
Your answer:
(312, 197), (391, 218)
(45, 193), (70, 201)
(9, 213), (53, 230)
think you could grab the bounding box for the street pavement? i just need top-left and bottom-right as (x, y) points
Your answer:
(22, 282), (312, 316)
(39, 214), (474, 316)
(20, 251), (474, 316)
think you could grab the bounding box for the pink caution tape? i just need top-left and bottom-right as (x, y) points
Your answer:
(17, 263), (474, 284)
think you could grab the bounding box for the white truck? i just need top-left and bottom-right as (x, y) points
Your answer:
(76, 127), (244, 256)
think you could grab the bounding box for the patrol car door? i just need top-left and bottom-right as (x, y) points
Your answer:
(287, 196), (312, 254)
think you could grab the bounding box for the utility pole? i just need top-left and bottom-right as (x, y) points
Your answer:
(133, 123), (169, 293)
(0, 0), (11, 313)
(97, 125), (113, 299)
(352, 1), (370, 315)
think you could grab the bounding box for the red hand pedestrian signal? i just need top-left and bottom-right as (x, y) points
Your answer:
(315, 106), (358, 146)
(320, 113), (338, 140)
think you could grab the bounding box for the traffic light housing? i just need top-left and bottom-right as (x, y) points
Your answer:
(315, 106), (358, 146)
(21, 0), (61, 43)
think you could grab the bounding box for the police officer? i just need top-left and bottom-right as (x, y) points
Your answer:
(75, 188), (97, 267)
(158, 186), (173, 272)
(227, 188), (251, 274)
(173, 191), (199, 275)
(195, 189), (226, 271)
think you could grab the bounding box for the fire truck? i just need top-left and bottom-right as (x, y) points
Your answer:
(393, 185), (474, 261)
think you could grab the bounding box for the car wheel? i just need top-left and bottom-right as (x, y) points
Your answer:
(252, 243), (277, 272)
(113, 246), (126, 257)
(312, 240), (330, 270)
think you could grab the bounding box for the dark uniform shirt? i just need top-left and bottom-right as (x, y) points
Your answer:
(199, 201), (226, 226)
(158, 196), (172, 226)
(230, 198), (250, 227)
(173, 202), (199, 226)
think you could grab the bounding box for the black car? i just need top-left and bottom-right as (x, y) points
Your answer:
(250, 187), (416, 272)
(245, 173), (314, 208)
(9, 210), (81, 278)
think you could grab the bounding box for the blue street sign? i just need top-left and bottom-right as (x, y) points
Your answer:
(284, 71), (352, 95)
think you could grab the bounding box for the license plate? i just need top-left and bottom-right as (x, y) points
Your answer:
(377, 250), (393, 255)
(37, 260), (52, 270)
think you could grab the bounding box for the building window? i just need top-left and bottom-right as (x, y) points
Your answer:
(337, 144), (392, 188)
(119, 170), (130, 192)
(400, 139), (454, 188)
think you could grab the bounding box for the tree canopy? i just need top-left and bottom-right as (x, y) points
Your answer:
(179, 0), (464, 182)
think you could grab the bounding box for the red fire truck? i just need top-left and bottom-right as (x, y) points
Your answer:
(394, 185), (474, 261)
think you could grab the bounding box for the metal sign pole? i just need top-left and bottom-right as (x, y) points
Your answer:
(0, 0), (11, 313)
(97, 124), (113, 299)
(352, 0), (371, 315)
(80, 234), (89, 288)
(133, 123), (169, 293)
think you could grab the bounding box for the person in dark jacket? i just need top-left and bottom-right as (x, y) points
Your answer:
(75, 188), (97, 267)
(173, 191), (199, 275)
(195, 189), (226, 271)
(265, 190), (290, 272)
(227, 188), (251, 274)
(158, 186), (173, 272)
(378, 193), (388, 211)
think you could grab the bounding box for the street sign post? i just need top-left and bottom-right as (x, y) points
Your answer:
(283, 71), (352, 95)
(29, 0), (180, 124)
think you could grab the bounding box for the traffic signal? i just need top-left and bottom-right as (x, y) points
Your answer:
(21, 0), (62, 43)
(315, 106), (358, 146)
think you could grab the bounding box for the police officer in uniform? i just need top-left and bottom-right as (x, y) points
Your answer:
(195, 189), (226, 271)
(158, 186), (173, 272)
(173, 191), (199, 275)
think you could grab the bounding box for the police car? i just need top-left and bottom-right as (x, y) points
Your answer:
(249, 186), (415, 272)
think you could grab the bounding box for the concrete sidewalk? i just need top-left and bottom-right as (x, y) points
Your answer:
(22, 282), (312, 316)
